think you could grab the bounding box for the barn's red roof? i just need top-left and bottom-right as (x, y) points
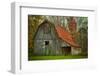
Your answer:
(55, 26), (80, 48)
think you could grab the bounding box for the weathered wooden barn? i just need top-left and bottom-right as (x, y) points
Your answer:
(33, 20), (81, 56)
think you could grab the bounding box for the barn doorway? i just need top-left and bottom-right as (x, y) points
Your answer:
(62, 46), (71, 55)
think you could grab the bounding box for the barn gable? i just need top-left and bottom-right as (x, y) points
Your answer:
(33, 20), (62, 56)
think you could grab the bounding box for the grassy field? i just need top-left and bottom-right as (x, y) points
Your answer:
(28, 55), (88, 61)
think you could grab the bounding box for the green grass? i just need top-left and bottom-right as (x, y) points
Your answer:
(28, 55), (88, 61)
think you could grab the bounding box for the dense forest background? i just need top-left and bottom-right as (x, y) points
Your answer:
(28, 15), (88, 56)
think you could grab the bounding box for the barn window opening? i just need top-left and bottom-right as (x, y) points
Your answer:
(45, 41), (49, 46)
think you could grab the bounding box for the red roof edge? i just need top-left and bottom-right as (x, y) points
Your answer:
(55, 25), (80, 48)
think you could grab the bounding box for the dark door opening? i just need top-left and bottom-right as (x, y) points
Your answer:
(62, 46), (71, 55)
